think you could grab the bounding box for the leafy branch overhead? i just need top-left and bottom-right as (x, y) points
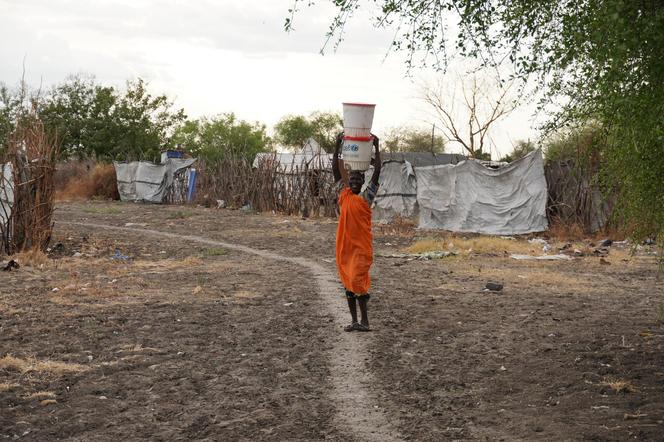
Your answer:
(289, 0), (664, 241)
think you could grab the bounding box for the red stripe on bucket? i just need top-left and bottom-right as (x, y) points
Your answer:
(342, 102), (376, 107)
(343, 135), (373, 141)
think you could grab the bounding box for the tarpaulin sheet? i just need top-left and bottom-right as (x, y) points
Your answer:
(372, 161), (418, 222)
(415, 150), (548, 234)
(114, 158), (196, 203)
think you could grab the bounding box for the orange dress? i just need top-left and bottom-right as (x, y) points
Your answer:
(336, 187), (374, 295)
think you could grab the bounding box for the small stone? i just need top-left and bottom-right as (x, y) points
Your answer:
(485, 282), (503, 292)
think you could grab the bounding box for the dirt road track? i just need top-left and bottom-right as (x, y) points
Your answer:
(62, 221), (402, 442)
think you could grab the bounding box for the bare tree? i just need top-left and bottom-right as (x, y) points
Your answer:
(422, 73), (516, 159)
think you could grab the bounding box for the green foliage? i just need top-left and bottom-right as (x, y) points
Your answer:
(106, 78), (186, 162)
(274, 115), (313, 149)
(0, 84), (19, 153)
(274, 111), (342, 152)
(172, 113), (270, 164)
(29, 75), (186, 162)
(543, 125), (604, 164)
(501, 140), (536, 163)
(384, 126), (445, 153)
(292, 0), (664, 241)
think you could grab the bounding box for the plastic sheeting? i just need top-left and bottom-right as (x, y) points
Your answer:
(114, 158), (196, 203)
(0, 163), (13, 227)
(372, 161), (418, 222)
(415, 150), (548, 235)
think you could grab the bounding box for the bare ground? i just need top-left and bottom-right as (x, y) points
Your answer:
(1, 200), (663, 441)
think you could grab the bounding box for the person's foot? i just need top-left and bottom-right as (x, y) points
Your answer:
(354, 322), (371, 332)
(344, 322), (359, 332)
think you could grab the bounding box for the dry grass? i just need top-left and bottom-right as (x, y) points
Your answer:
(25, 391), (56, 400)
(407, 236), (536, 256)
(56, 163), (119, 201)
(0, 355), (86, 374)
(183, 256), (204, 265)
(602, 378), (638, 393)
(0, 382), (20, 392)
(40, 399), (57, 406)
(654, 304), (664, 324)
(10, 248), (50, 267)
(547, 221), (587, 242)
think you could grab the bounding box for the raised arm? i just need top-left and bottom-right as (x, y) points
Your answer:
(332, 132), (349, 187)
(370, 134), (381, 187)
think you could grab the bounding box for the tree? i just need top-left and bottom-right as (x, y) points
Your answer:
(108, 78), (186, 162)
(38, 76), (185, 161)
(501, 139), (536, 163)
(0, 83), (19, 153)
(422, 73), (515, 159)
(291, 1), (664, 240)
(39, 74), (101, 159)
(384, 126), (445, 153)
(274, 115), (313, 150)
(309, 111), (343, 153)
(274, 111), (342, 152)
(172, 113), (270, 163)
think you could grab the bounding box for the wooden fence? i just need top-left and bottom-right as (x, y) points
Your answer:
(196, 155), (339, 217)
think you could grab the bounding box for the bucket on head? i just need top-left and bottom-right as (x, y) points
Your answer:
(342, 135), (373, 171)
(343, 103), (375, 138)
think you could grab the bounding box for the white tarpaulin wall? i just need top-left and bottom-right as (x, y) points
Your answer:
(1, 163), (13, 226)
(415, 150), (548, 234)
(371, 161), (418, 222)
(114, 158), (196, 203)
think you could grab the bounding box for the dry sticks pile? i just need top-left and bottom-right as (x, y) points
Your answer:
(0, 118), (58, 255)
(196, 154), (339, 218)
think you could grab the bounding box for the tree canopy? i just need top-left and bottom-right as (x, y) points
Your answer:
(2, 75), (186, 162)
(383, 126), (445, 154)
(172, 114), (271, 164)
(500, 140), (536, 163)
(289, 0), (664, 240)
(274, 111), (343, 153)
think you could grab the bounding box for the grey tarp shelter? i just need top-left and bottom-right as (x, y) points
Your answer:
(415, 149), (548, 234)
(369, 153), (465, 223)
(114, 158), (196, 203)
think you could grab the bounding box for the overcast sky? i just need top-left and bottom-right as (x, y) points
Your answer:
(0, 0), (542, 158)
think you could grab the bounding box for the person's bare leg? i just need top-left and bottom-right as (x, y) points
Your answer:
(357, 295), (369, 329)
(344, 291), (358, 331)
(347, 297), (358, 323)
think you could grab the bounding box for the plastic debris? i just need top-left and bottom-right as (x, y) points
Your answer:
(111, 250), (130, 260)
(2, 259), (19, 272)
(510, 254), (573, 261)
(379, 251), (457, 260)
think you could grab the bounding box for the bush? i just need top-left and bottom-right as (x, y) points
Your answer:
(56, 162), (119, 200)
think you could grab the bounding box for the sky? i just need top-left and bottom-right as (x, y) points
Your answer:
(0, 0), (543, 158)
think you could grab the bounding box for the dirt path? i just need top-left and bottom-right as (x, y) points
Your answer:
(62, 221), (402, 442)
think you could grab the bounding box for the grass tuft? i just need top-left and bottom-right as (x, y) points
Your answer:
(0, 382), (20, 392)
(85, 206), (123, 215)
(201, 247), (227, 257)
(0, 355), (86, 374)
(602, 378), (638, 393)
(407, 236), (535, 255)
(167, 210), (195, 219)
(25, 391), (56, 400)
(10, 248), (50, 267)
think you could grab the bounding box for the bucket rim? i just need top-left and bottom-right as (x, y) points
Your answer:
(342, 102), (376, 107)
(343, 135), (373, 141)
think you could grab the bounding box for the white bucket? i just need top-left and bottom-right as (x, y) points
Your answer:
(342, 135), (373, 171)
(343, 102), (375, 137)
